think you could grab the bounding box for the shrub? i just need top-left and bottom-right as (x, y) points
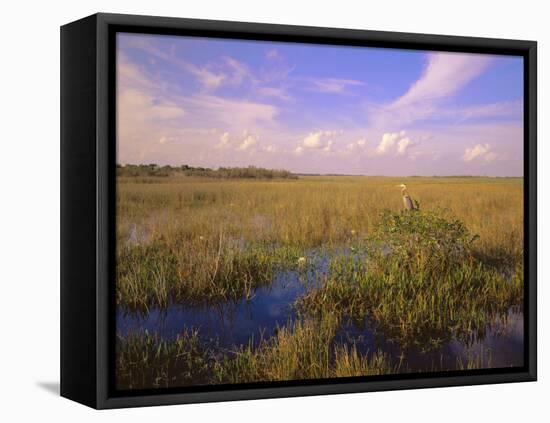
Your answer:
(298, 210), (522, 348)
(370, 209), (478, 276)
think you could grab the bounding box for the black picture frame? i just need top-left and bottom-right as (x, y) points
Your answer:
(60, 12), (537, 409)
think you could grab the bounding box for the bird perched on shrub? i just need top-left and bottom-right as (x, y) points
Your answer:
(396, 184), (418, 211)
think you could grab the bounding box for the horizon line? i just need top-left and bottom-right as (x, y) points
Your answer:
(116, 163), (523, 178)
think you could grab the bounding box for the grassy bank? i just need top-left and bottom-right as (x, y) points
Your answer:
(116, 316), (392, 390)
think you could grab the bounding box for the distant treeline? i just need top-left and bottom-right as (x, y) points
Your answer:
(117, 164), (298, 179)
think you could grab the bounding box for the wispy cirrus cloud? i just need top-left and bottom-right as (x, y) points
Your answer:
(119, 56), (279, 129)
(116, 51), (282, 164)
(371, 52), (492, 128)
(452, 100), (523, 123)
(256, 86), (293, 101)
(118, 53), (159, 91)
(394, 53), (492, 106)
(301, 77), (364, 95)
(124, 37), (234, 91)
(187, 95), (278, 129)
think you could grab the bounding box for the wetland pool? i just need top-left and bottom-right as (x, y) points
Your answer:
(117, 250), (524, 372)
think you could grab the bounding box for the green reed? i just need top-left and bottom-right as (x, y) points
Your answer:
(297, 210), (523, 348)
(116, 315), (393, 390)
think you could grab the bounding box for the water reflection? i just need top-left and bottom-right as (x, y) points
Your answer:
(335, 311), (523, 371)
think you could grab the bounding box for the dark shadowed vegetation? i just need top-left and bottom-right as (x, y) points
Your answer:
(117, 164), (298, 179)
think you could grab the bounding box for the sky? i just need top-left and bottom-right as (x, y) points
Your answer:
(117, 33), (524, 176)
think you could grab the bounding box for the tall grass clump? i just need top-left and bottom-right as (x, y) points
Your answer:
(117, 240), (303, 310)
(213, 315), (392, 383)
(298, 209), (523, 348)
(116, 329), (210, 390)
(116, 317), (393, 389)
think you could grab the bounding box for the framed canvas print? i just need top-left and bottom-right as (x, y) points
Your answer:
(60, 13), (537, 409)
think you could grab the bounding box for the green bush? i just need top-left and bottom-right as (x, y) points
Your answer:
(298, 210), (522, 348)
(370, 209), (479, 276)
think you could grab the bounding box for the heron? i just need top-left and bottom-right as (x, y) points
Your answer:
(396, 184), (416, 211)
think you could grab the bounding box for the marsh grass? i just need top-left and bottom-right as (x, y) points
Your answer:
(117, 240), (304, 310)
(456, 345), (494, 370)
(215, 315), (392, 383)
(117, 176), (523, 250)
(116, 329), (210, 390)
(297, 210), (523, 348)
(116, 315), (392, 389)
(116, 175), (524, 385)
(117, 176), (523, 311)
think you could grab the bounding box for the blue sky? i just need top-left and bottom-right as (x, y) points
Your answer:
(117, 33), (524, 176)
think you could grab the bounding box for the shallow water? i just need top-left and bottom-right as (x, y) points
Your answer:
(117, 251), (524, 371)
(118, 270), (306, 348)
(334, 310), (523, 371)
(117, 252), (328, 349)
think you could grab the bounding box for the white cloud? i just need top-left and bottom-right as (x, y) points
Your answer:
(118, 89), (186, 122)
(117, 35), (522, 176)
(219, 132), (230, 144)
(118, 59), (277, 139)
(116, 51), (285, 165)
(189, 66), (226, 91)
(296, 130), (338, 154)
(304, 77), (364, 94)
(257, 86), (292, 101)
(187, 95), (279, 130)
(372, 52), (492, 128)
(302, 132), (324, 149)
(376, 131), (403, 155)
(453, 100), (523, 122)
(397, 137), (413, 155)
(344, 138), (368, 153)
(157, 135), (181, 145)
(323, 140), (334, 153)
(223, 56), (254, 86)
(396, 53), (491, 106)
(237, 131), (259, 151)
(376, 131), (417, 156)
(124, 37), (227, 91)
(463, 143), (498, 162)
(216, 132), (231, 149)
(118, 53), (158, 91)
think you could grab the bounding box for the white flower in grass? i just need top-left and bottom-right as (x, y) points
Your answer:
(298, 257), (307, 266)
